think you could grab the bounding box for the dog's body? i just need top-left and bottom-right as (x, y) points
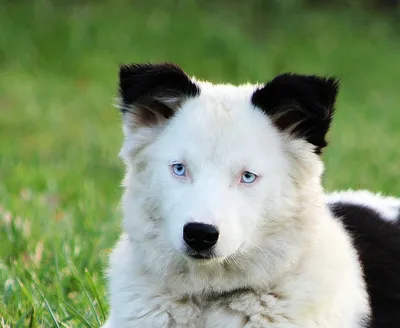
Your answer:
(102, 63), (400, 328)
(327, 190), (400, 328)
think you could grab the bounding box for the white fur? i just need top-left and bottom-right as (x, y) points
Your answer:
(326, 189), (400, 222)
(103, 81), (370, 327)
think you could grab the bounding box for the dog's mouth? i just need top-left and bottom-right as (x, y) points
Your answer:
(190, 253), (212, 259)
(185, 250), (215, 260)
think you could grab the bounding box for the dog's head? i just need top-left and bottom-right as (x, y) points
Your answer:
(118, 63), (338, 268)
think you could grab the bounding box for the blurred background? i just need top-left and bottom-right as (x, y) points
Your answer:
(1, 0), (399, 326)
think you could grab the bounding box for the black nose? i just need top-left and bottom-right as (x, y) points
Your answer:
(183, 223), (219, 252)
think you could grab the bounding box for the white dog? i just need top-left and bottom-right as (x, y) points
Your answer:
(101, 63), (400, 328)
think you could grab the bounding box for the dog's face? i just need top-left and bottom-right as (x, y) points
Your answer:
(143, 86), (290, 261)
(118, 63), (338, 265)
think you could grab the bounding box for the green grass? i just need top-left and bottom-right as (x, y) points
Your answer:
(1, 0), (400, 326)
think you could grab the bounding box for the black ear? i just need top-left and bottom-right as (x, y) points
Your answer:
(118, 63), (200, 127)
(251, 74), (339, 154)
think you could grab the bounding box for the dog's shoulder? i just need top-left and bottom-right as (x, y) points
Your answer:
(327, 190), (400, 328)
(327, 189), (400, 223)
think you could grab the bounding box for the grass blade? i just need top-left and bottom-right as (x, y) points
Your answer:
(85, 268), (106, 320)
(62, 301), (92, 328)
(28, 307), (35, 328)
(82, 287), (101, 325)
(28, 273), (61, 328)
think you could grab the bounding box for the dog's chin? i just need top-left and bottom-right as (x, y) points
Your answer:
(188, 257), (223, 266)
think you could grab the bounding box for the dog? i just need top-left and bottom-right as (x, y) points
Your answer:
(101, 63), (400, 328)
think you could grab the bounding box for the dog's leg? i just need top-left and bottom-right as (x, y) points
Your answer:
(203, 302), (251, 328)
(105, 294), (202, 328)
(104, 236), (203, 327)
(226, 292), (299, 328)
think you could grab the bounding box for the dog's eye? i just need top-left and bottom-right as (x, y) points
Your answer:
(241, 171), (257, 184)
(172, 163), (186, 177)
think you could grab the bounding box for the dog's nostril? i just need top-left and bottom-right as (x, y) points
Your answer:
(183, 222), (219, 253)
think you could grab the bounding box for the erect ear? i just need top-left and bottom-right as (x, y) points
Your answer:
(251, 73), (339, 154)
(118, 63), (200, 129)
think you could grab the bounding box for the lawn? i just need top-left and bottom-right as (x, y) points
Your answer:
(0, 1), (399, 327)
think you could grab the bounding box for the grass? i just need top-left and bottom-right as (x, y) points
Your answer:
(0, 0), (400, 326)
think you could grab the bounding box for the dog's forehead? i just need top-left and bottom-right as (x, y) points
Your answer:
(195, 81), (259, 112)
(178, 82), (277, 136)
(176, 82), (264, 128)
(158, 82), (283, 165)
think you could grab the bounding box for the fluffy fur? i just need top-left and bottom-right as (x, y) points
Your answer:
(327, 190), (400, 328)
(101, 63), (397, 328)
(327, 190), (400, 222)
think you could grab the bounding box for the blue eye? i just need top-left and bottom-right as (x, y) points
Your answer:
(172, 163), (186, 177)
(241, 171), (257, 184)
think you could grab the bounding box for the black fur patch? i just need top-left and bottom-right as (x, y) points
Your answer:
(329, 202), (400, 328)
(251, 74), (339, 154)
(119, 63), (200, 126)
